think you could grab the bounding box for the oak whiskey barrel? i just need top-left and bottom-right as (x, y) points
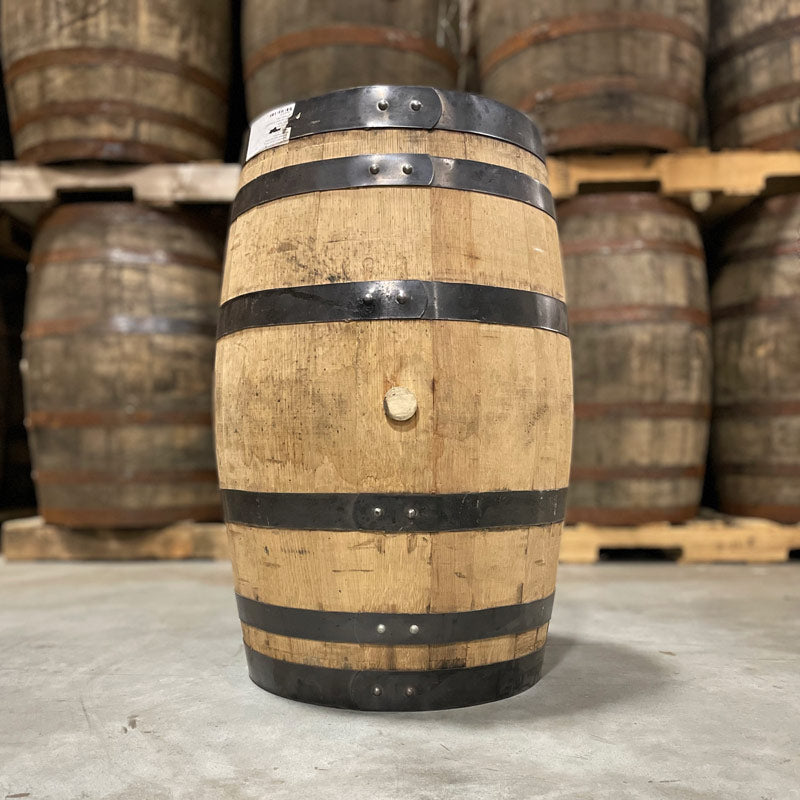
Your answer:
(561, 193), (711, 524)
(476, 0), (708, 153)
(242, 1), (460, 121)
(712, 194), (800, 522)
(23, 203), (222, 528)
(1, 0), (231, 163)
(217, 87), (572, 710)
(709, 0), (800, 149)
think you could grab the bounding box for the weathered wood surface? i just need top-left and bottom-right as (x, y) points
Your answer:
(218, 123), (571, 683)
(23, 202), (222, 528)
(712, 194), (800, 522)
(561, 513), (800, 563)
(1, 0), (231, 163)
(242, 0), (460, 120)
(709, 0), (800, 149)
(476, 0), (708, 153)
(560, 193), (711, 524)
(2, 515), (228, 560)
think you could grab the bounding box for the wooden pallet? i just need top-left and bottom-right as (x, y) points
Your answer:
(0, 161), (240, 224)
(1, 516), (228, 561)
(548, 147), (800, 219)
(0, 149), (799, 224)
(560, 514), (800, 564)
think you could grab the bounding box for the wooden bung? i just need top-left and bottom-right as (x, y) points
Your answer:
(712, 194), (800, 523)
(216, 86), (572, 711)
(241, 0), (459, 121)
(560, 193), (712, 525)
(476, 1), (708, 153)
(23, 202), (223, 528)
(1, 0), (230, 163)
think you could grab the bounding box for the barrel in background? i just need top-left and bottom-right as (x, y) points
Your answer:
(242, 1), (460, 120)
(561, 193), (711, 525)
(476, 0), (708, 153)
(217, 87), (572, 710)
(709, 1), (800, 149)
(1, 0), (231, 163)
(23, 202), (222, 528)
(712, 194), (800, 522)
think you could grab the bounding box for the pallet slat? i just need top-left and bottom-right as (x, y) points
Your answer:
(561, 515), (800, 564)
(1, 516), (228, 561)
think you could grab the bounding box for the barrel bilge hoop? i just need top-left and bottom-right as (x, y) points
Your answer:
(217, 86), (572, 710)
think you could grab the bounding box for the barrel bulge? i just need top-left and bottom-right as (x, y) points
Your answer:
(709, 0), (800, 148)
(476, 0), (708, 153)
(242, 0), (459, 120)
(1, 0), (231, 162)
(711, 195), (800, 522)
(561, 194), (711, 524)
(216, 89), (572, 709)
(24, 203), (223, 528)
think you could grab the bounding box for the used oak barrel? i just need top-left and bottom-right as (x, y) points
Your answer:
(23, 203), (222, 528)
(242, 1), (460, 120)
(1, 0), (231, 163)
(709, 1), (800, 149)
(560, 193), (711, 524)
(476, 0), (708, 153)
(217, 86), (572, 710)
(712, 195), (800, 522)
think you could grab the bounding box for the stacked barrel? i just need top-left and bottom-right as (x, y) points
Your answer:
(0, 0), (230, 527)
(471, 2), (712, 524)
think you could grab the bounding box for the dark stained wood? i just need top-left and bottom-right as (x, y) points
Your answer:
(476, 1), (708, 153)
(560, 193), (712, 524)
(709, 2), (800, 149)
(242, 0), (460, 121)
(1, 0), (231, 163)
(23, 202), (222, 528)
(712, 194), (800, 523)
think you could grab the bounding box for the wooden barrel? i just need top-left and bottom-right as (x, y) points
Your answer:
(560, 193), (711, 524)
(708, 1), (800, 149)
(476, 1), (708, 153)
(23, 202), (222, 528)
(712, 195), (800, 522)
(241, 1), (460, 121)
(1, 0), (231, 163)
(217, 86), (571, 710)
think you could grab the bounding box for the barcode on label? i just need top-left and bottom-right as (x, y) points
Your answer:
(246, 102), (296, 161)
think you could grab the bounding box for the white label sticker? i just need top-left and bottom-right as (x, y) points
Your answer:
(246, 102), (296, 161)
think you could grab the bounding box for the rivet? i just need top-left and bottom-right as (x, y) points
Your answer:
(409, 100), (422, 111)
(405, 686), (416, 696)
(402, 163), (413, 175)
(407, 508), (417, 519)
(369, 163), (380, 175)
(409, 624), (420, 635)
(373, 685), (382, 696)
(376, 623), (387, 634)
(372, 507), (384, 518)
(396, 290), (409, 304)
(362, 292), (375, 305)
(377, 99), (389, 111)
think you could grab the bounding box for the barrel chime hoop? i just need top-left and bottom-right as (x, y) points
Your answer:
(232, 154), (555, 222)
(222, 489), (568, 532)
(236, 592), (555, 645)
(244, 645), (546, 712)
(244, 86), (545, 163)
(217, 280), (569, 339)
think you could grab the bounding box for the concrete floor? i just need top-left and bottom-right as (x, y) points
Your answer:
(0, 560), (797, 800)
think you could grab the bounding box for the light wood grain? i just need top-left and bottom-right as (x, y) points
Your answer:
(217, 119), (571, 676)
